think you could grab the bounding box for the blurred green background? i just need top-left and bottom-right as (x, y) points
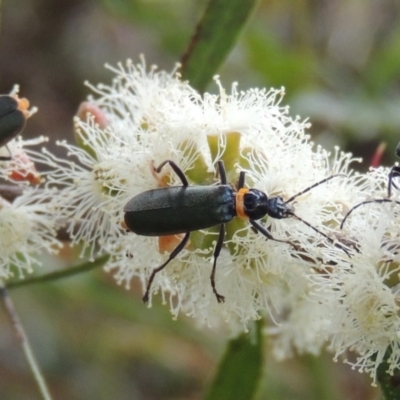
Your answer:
(1, 0), (397, 398)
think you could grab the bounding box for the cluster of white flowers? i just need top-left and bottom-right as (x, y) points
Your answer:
(0, 89), (63, 280)
(2, 58), (400, 383)
(310, 167), (400, 383)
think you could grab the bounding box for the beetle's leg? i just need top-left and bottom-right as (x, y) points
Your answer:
(237, 171), (246, 190)
(388, 165), (400, 197)
(153, 160), (189, 186)
(0, 145), (12, 161)
(142, 232), (190, 303)
(249, 220), (298, 250)
(210, 224), (226, 303)
(217, 161), (227, 185)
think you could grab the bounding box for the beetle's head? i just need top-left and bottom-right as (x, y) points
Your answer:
(242, 189), (294, 220)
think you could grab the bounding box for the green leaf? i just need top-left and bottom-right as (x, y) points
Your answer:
(377, 348), (400, 400)
(99, 0), (192, 53)
(365, 25), (400, 94)
(181, 0), (260, 92)
(245, 31), (316, 94)
(204, 319), (263, 400)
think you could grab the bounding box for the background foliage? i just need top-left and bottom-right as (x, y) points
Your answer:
(1, 0), (399, 398)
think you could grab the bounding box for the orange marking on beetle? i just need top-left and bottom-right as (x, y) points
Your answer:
(120, 220), (128, 231)
(236, 188), (249, 219)
(158, 234), (190, 254)
(17, 97), (30, 116)
(11, 95), (32, 119)
(9, 89), (37, 119)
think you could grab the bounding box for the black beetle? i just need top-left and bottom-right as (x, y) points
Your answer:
(0, 94), (30, 160)
(124, 160), (342, 303)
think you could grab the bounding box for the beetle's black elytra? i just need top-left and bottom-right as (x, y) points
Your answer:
(0, 94), (30, 161)
(124, 160), (343, 303)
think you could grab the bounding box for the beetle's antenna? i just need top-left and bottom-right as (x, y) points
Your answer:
(285, 174), (345, 204)
(288, 212), (351, 257)
(340, 199), (400, 229)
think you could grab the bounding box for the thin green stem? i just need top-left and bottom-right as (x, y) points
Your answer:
(7, 254), (110, 290)
(0, 281), (52, 400)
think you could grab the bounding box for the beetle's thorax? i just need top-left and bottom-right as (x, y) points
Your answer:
(236, 188), (269, 220)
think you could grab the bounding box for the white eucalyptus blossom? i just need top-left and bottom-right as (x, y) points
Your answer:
(43, 58), (206, 260)
(41, 121), (130, 261)
(6, 60), (400, 384)
(0, 136), (49, 184)
(47, 58), (365, 336)
(0, 88), (65, 279)
(0, 189), (62, 279)
(309, 167), (400, 383)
